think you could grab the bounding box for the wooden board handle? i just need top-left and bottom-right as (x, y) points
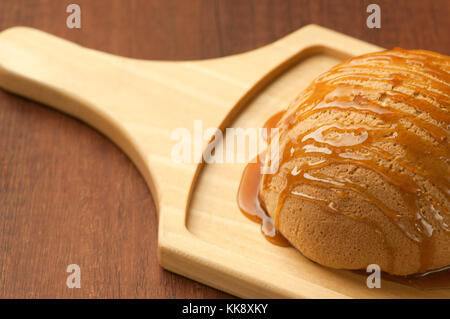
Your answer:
(0, 26), (141, 121)
(0, 26), (171, 205)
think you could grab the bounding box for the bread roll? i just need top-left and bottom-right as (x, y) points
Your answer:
(260, 48), (449, 275)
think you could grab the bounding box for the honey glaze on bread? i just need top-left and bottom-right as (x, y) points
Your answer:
(239, 48), (450, 276)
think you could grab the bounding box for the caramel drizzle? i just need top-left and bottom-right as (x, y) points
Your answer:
(261, 48), (449, 273)
(237, 110), (290, 246)
(237, 154), (290, 247)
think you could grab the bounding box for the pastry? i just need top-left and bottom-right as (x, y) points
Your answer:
(241, 48), (450, 275)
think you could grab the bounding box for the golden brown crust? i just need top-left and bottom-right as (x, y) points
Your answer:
(260, 48), (450, 275)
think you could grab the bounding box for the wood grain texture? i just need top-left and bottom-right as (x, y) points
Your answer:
(0, 0), (448, 299)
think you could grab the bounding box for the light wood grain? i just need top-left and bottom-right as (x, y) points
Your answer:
(0, 24), (448, 298)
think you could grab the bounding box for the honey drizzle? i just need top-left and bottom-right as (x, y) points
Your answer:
(258, 48), (450, 274)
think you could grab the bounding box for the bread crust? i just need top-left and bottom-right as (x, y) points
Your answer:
(260, 48), (450, 275)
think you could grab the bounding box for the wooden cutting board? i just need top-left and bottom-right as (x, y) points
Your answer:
(1, 24), (448, 298)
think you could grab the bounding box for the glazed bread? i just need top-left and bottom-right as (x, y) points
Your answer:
(260, 48), (450, 275)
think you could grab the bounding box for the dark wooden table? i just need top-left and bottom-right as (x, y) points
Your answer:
(0, 0), (448, 298)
